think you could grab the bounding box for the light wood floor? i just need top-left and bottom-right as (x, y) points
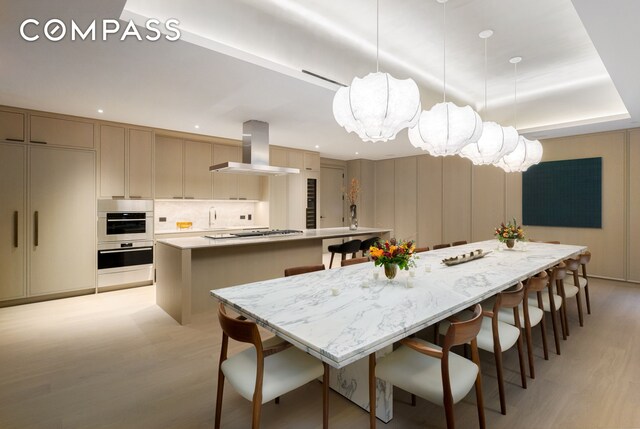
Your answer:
(1, 278), (639, 429)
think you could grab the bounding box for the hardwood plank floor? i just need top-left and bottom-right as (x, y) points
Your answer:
(1, 278), (638, 428)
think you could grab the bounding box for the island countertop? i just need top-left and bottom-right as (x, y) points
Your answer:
(155, 227), (392, 250)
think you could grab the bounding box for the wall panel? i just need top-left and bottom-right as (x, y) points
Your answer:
(416, 155), (443, 248)
(629, 130), (640, 282)
(394, 157), (417, 241)
(443, 156), (472, 244)
(374, 159), (395, 232)
(472, 165), (505, 242)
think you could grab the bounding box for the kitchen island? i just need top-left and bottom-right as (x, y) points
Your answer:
(155, 227), (391, 324)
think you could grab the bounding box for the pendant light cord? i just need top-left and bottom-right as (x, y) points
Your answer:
(484, 37), (488, 111)
(513, 61), (518, 128)
(376, 0), (379, 73)
(442, 1), (447, 102)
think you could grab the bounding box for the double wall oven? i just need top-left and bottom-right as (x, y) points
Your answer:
(97, 200), (154, 289)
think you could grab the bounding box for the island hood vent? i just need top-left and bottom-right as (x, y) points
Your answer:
(209, 120), (300, 176)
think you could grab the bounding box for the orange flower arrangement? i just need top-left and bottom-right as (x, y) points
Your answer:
(494, 219), (525, 243)
(369, 238), (416, 270)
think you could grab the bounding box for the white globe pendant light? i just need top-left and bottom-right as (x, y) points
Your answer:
(409, 0), (482, 157)
(332, 0), (421, 142)
(460, 30), (518, 164)
(522, 138), (543, 171)
(333, 72), (421, 142)
(409, 102), (482, 155)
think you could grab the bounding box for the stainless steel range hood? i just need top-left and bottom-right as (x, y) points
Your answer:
(209, 120), (300, 176)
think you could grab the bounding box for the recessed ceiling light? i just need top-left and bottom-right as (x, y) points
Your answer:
(195, 125), (200, 129)
(97, 109), (104, 113)
(315, 145), (320, 149)
(355, 152), (359, 155)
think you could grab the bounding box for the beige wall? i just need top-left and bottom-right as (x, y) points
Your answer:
(352, 128), (639, 282)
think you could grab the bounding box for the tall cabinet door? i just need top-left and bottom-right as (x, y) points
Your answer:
(213, 144), (240, 199)
(29, 147), (96, 295)
(155, 136), (184, 199)
(0, 144), (26, 300)
(128, 129), (153, 199)
(184, 140), (212, 199)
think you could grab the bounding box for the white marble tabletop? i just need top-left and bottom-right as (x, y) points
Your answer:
(157, 227), (390, 250)
(211, 240), (586, 368)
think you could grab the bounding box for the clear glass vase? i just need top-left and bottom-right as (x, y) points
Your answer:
(384, 263), (398, 280)
(349, 204), (358, 230)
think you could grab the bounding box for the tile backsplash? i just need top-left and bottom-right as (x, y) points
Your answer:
(154, 200), (259, 232)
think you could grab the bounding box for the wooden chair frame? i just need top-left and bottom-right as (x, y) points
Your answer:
(414, 246), (430, 253)
(284, 264), (325, 277)
(433, 243), (451, 250)
(341, 256), (369, 267)
(485, 283), (527, 415)
(546, 263), (567, 355)
(563, 258), (585, 328)
(522, 272), (550, 379)
(215, 304), (329, 429)
(580, 252), (592, 314)
(451, 240), (468, 246)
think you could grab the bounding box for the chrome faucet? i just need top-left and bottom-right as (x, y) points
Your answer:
(209, 207), (217, 228)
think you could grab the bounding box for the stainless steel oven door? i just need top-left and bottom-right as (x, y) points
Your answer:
(97, 241), (154, 288)
(98, 213), (153, 242)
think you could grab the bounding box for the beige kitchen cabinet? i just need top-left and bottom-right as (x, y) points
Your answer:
(99, 125), (126, 198)
(238, 175), (261, 200)
(303, 152), (320, 172)
(288, 150), (304, 170)
(184, 140), (212, 199)
(270, 146), (288, 167)
(155, 135), (184, 199)
(0, 110), (25, 142)
(0, 143), (26, 300)
(30, 115), (95, 149)
(128, 129), (153, 199)
(213, 143), (240, 199)
(269, 174), (288, 229)
(99, 127), (153, 199)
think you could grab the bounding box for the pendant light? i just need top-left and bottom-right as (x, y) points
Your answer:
(497, 57), (543, 172)
(332, 0), (421, 142)
(460, 30), (518, 165)
(409, 0), (483, 157)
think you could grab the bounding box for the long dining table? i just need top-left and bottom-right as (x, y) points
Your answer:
(210, 239), (587, 423)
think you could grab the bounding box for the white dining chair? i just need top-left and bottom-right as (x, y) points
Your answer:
(370, 304), (486, 429)
(215, 304), (329, 429)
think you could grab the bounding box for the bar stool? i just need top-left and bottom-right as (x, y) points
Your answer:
(359, 236), (380, 257)
(327, 239), (361, 268)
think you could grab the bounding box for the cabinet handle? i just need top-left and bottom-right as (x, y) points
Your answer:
(239, 197), (247, 200)
(30, 140), (48, 145)
(306, 167), (312, 170)
(184, 196), (195, 200)
(5, 138), (24, 142)
(13, 211), (19, 248)
(33, 211), (39, 246)
(111, 195), (125, 199)
(172, 196), (183, 199)
(129, 195), (142, 199)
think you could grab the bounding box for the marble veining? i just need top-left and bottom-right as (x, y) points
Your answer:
(211, 240), (586, 368)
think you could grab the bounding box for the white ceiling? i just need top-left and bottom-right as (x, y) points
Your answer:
(0, 0), (638, 160)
